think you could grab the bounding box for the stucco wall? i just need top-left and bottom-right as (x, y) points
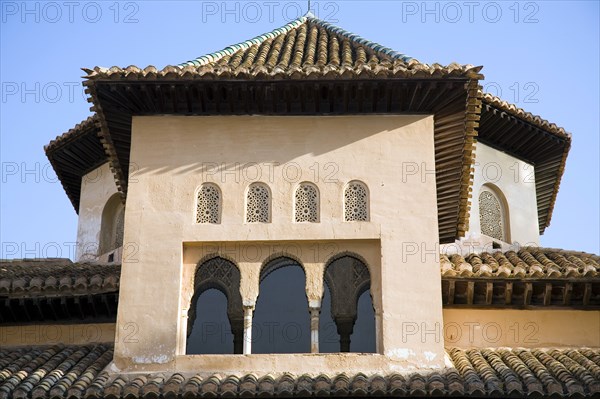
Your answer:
(76, 162), (120, 261)
(443, 309), (600, 348)
(115, 115), (444, 373)
(459, 142), (539, 252)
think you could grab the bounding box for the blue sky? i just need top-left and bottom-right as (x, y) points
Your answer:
(1, 0), (598, 258)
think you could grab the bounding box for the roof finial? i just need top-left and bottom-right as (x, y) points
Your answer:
(308, 0), (311, 13)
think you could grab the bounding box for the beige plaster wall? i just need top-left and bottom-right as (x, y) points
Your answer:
(76, 162), (120, 261)
(115, 115), (445, 373)
(443, 309), (600, 348)
(0, 323), (115, 346)
(453, 143), (539, 254)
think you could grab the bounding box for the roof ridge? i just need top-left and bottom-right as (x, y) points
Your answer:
(179, 15), (309, 67)
(180, 13), (415, 68)
(305, 15), (413, 62)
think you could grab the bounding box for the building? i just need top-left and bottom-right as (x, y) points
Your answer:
(1, 13), (599, 398)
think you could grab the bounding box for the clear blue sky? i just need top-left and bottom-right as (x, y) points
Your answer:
(1, 0), (598, 259)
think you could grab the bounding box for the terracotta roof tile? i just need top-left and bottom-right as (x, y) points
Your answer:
(481, 92), (570, 140)
(0, 259), (120, 298)
(1, 345), (600, 398)
(441, 248), (600, 279)
(83, 14), (482, 82)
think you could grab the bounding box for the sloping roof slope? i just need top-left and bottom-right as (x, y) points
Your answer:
(1, 344), (599, 398)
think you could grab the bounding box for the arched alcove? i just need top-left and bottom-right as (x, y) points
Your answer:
(321, 254), (376, 352)
(196, 183), (222, 224)
(246, 182), (271, 223)
(344, 181), (369, 221)
(186, 257), (243, 354)
(253, 257), (310, 353)
(98, 193), (125, 256)
(187, 289), (233, 354)
(294, 182), (319, 222)
(479, 184), (510, 243)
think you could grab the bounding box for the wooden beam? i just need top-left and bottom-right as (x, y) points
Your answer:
(505, 282), (513, 305)
(563, 283), (573, 306)
(543, 283), (553, 306)
(467, 282), (474, 305)
(583, 283), (592, 306)
(524, 283), (533, 306)
(485, 282), (493, 305)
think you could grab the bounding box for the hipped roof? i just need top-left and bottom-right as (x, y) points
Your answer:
(45, 13), (569, 242)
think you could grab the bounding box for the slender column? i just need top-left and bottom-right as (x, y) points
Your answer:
(309, 306), (320, 353)
(336, 317), (355, 352)
(243, 306), (254, 354)
(374, 310), (382, 354)
(179, 306), (189, 355)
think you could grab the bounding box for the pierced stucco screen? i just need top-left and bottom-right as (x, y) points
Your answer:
(344, 181), (369, 221)
(196, 184), (221, 224)
(478, 189), (506, 241)
(246, 183), (271, 223)
(294, 183), (319, 223)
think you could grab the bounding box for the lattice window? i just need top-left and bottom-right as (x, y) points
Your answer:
(295, 183), (319, 222)
(196, 184), (221, 224)
(344, 181), (369, 221)
(246, 183), (271, 223)
(479, 190), (505, 241)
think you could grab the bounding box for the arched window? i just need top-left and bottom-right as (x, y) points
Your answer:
(479, 186), (509, 242)
(246, 183), (271, 223)
(320, 255), (375, 353)
(344, 181), (369, 221)
(294, 182), (319, 222)
(196, 183), (221, 224)
(253, 257), (310, 353)
(98, 193), (125, 256)
(187, 257), (243, 354)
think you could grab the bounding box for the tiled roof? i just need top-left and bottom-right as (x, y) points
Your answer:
(0, 259), (120, 298)
(481, 93), (570, 140)
(83, 14), (482, 81)
(479, 93), (572, 234)
(44, 116), (99, 153)
(44, 116), (108, 213)
(1, 344), (600, 398)
(441, 248), (600, 279)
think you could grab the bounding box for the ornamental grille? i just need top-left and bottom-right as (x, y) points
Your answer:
(344, 181), (369, 221)
(295, 183), (319, 222)
(246, 183), (270, 223)
(196, 184), (221, 224)
(479, 190), (504, 241)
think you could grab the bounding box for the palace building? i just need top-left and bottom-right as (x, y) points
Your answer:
(1, 12), (599, 398)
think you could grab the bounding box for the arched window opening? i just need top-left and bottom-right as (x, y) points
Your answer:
(186, 257), (243, 354)
(320, 255), (375, 352)
(479, 186), (509, 242)
(350, 289), (376, 352)
(253, 257), (310, 353)
(196, 183), (221, 224)
(344, 181), (369, 221)
(98, 193), (125, 256)
(246, 183), (271, 223)
(294, 182), (319, 222)
(187, 289), (233, 354)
